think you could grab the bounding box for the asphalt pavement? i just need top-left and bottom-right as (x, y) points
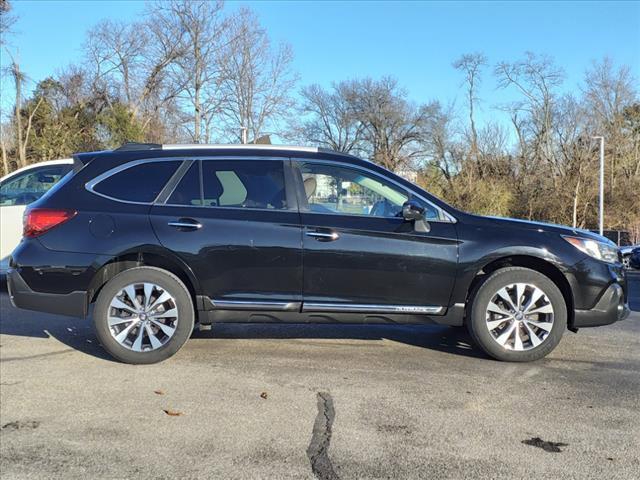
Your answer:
(0, 274), (639, 479)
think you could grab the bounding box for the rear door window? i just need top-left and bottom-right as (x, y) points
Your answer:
(200, 160), (287, 210)
(93, 161), (181, 203)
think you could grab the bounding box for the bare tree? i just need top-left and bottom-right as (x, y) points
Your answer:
(553, 94), (592, 227)
(0, 0), (17, 46)
(420, 101), (461, 185)
(85, 20), (149, 109)
(143, 0), (226, 143)
(84, 10), (192, 140)
(583, 58), (637, 189)
(495, 52), (564, 171)
(453, 52), (487, 169)
(292, 82), (364, 152)
(0, 119), (11, 174)
(218, 8), (297, 143)
(7, 56), (42, 167)
(344, 77), (432, 171)
(584, 58), (636, 129)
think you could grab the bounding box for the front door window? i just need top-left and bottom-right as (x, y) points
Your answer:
(299, 162), (440, 220)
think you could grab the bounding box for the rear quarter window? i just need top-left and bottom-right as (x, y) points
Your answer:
(92, 161), (181, 203)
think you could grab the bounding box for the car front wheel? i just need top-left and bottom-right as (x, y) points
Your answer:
(467, 267), (567, 362)
(93, 266), (194, 364)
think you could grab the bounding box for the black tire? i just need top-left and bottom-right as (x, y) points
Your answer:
(466, 267), (567, 362)
(93, 267), (194, 364)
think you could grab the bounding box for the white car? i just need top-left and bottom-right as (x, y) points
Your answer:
(0, 159), (73, 274)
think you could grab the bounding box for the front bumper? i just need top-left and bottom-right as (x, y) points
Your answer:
(573, 283), (630, 328)
(7, 267), (86, 318)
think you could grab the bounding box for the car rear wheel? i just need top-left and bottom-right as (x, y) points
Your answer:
(467, 267), (567, 362)
(93, 267), (194, 364)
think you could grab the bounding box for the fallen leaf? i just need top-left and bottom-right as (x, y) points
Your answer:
(260, 392), (268, 399)
(154, 390), (165, 395)
(163, 409), (183, 416)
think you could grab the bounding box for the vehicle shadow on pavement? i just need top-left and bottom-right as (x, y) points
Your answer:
(2, 274), (637, 363)
(0, 283), (116, 362)
(0, 311), (117, 363)
(197, 323), (489, 359)
(0, 292), (486, 363)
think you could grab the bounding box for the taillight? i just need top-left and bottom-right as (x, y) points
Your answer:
(23, 208), (77, 237)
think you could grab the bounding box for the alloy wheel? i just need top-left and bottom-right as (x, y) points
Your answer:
(107, 282), (179, 352)
(485, 283), (554, 351)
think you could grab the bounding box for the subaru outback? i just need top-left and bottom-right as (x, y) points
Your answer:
(7, 144), (629, 363)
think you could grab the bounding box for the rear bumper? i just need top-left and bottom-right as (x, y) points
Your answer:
(573, 283), (630, 328)
(7, 267), (86, 318)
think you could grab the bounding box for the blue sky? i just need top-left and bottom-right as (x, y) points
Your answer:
(1, 0), (639, 130)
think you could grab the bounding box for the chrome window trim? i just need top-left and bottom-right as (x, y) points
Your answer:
(301, 303), (444, 315)
(293, 158), (457, 224)
(159, 156), (295, 213)
(160, 202), (297, 213)
(85, 154), (457, 223)
(85, 158), (185, 205)
(85, 156), (290, 206)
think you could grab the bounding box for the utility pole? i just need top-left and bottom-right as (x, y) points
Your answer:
(240, 127), (248, 145)
(592, 136), (605, 236)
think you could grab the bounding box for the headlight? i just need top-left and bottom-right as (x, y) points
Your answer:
(563, 236), (619, 264)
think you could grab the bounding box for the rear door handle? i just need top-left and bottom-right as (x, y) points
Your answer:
(168, 218), (202, 230)
(306, 230), (339, 241)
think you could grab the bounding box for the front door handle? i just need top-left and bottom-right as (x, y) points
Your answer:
(306, 230), (339, 241)
(168, 218), (202, 230)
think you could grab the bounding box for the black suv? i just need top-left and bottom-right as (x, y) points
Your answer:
(7, 144), (629, 363)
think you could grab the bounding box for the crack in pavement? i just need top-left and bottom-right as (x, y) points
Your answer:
(306, 392), (339, 480)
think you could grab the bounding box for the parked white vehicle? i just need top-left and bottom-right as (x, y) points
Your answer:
(0, 159), (73, 274)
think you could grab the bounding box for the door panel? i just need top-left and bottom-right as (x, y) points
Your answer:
(150, 206), (303, 303)
(301, 214), (458, 308)
(150, 159), (302, 305)
(295, 160), (459, 310)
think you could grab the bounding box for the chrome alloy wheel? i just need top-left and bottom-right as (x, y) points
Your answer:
(108, 282), (178, 352)
(485, 283), (554, 351)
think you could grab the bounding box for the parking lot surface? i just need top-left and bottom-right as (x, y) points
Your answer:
(1, 274), (639, 479)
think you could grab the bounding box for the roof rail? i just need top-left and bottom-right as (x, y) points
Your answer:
(161, 144), (319, 153)
(115, 142), (162, 151)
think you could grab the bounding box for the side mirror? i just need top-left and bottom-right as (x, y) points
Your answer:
(402, 200), (430, 233)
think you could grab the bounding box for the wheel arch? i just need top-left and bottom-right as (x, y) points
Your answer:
(466, 254), (575, 328)
(86, 246), (201, 313)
